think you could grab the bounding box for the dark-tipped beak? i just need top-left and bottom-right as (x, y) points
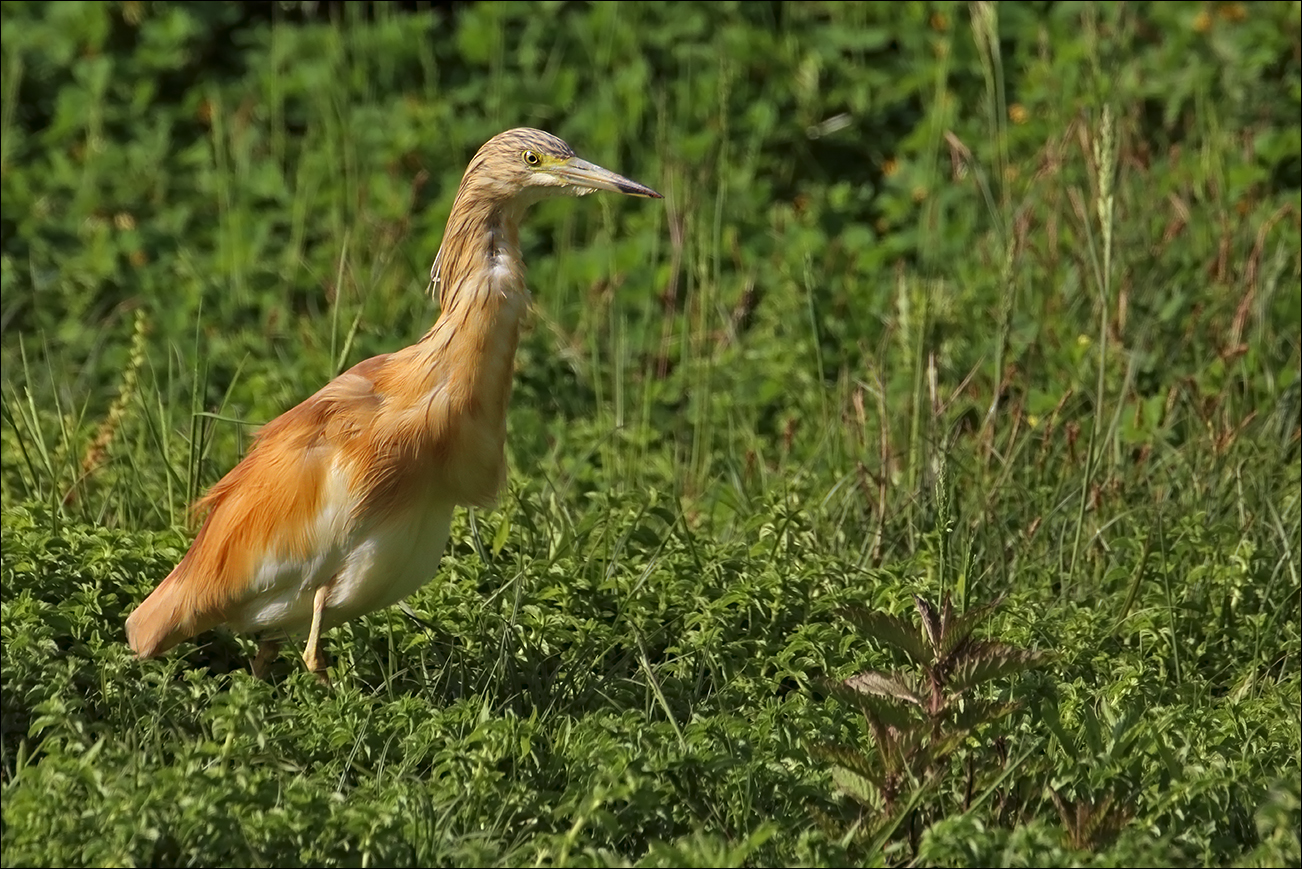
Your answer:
(556, 157), (663, 198)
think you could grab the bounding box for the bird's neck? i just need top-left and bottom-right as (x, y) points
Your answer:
(430, 183), (535, 310)
(418, 200), (532, 418)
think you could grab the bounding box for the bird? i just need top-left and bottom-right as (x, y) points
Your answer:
(125, 127), (662, 681)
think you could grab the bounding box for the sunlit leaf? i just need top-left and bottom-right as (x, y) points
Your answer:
(947, 642), (1049, 695)
(839, 605), (931, 664)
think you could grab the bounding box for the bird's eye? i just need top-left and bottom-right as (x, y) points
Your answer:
(522, 150), (540, 166)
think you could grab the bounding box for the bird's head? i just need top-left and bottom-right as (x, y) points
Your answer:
(429, 128), (663, 301)
(465, 128), (662, 204)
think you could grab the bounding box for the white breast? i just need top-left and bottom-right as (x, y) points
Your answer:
(324, 497), (455, 629)
(224, 462), (455, 638)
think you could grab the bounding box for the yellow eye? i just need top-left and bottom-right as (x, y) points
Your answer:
(522, 150), (540, 166)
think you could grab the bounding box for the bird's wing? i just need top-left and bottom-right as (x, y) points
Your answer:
(125, 353), (392, 658)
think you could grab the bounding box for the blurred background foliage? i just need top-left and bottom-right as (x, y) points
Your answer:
(3, 0), (1296, 526)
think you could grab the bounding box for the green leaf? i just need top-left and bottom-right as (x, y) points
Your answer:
(950, 699), (1020, 736)
(913, 595), (943, 653)
(947, 642), (1049, 695)
(839, 605), (930, 664)
(824, 677), (920, 734)
(491, 507), (513, 557)
(813, 741), (887, 792)
(843, 669), (925, 708)
(938, 595), (1007, 660)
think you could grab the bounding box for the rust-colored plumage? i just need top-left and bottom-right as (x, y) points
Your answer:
(125, 128), (661, 679)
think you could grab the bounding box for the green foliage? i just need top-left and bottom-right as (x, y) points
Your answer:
(2, 1), (1299, 866)
(819, 593), (1049, 854)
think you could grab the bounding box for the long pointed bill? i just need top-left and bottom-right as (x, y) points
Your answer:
(557, 158), (663, 198)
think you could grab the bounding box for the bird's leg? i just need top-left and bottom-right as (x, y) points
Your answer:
(251, 638), (280, 679)
(302, 583), (332, 684)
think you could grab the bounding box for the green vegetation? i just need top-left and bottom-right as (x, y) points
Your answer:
(2, 1), (1299, 865)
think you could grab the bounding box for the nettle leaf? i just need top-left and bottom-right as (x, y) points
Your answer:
(938, 595), (1007, 660)
(889, 724), (934, 773)
(839, 606), (931, 665)
(947, 642), (1049, 695)
(823, 675), (920, 733)
(830, 765), (882, 809)
(844, 670), (925, 709)
(876, 703), (924, 739)
(814, 741), (886, 791)
(922, 729), (970, 766)
(951, 699), (1021, 735)
(1050, 788), (1132, 851)
(913, 595), (943, 653)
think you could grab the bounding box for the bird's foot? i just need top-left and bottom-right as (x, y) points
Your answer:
(303, 648), (331, 686)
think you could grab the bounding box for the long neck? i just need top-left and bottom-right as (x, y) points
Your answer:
(417, 183), (531, 421)
(431, 182), (529, 314)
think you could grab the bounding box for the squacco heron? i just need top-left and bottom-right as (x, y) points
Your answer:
(125, 128), (662, 681)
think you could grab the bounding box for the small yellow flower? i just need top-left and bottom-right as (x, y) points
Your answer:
(911, 185), (928, 203)
(882, 158), (899, 178)
(1193, 10), (1212, 32)
(1028, 414), (1041, 429)
(1077, 334), (1092, 348)
(1009, 103), (1029, 125)
(930, 12), (949, 31)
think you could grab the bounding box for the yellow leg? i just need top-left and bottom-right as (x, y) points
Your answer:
(302, 584), (332, 684)
(251, 638), (280, 679)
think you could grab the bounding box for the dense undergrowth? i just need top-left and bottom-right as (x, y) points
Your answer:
(2, 1), (1299, 866)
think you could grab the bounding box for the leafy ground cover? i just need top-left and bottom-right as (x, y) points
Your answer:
(2, 1), (1299, 865)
